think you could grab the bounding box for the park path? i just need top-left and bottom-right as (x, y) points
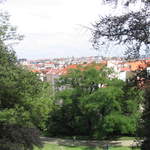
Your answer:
(41, 137), (140, 147)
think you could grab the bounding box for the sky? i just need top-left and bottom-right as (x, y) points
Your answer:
(0, 0), (144, 59)
(0, 0), (112, 59)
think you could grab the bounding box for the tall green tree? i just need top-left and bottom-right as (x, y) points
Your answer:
(47, 65), (142, 139)
(91, 0), (149, 148)
(0, 11), (52, 150)
(138, 86), (150, 149)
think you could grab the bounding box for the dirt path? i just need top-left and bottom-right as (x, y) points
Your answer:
(41, 137), (141, 147)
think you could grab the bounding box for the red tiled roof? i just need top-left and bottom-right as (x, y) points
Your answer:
(32, 69), (41, 73)
(46, 63), (105, 76)
(120, 68), (131, 71)
(119, 60), (148, 71)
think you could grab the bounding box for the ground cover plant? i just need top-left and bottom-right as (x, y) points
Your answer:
(34, 143), (140, 150)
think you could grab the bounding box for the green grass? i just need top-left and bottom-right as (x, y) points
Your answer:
(34, 143), (140, 150)
(115, 136), (136, 141)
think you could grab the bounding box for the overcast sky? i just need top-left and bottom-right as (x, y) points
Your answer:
(0, 0), (105, 59)
(0, 0), (144, 59)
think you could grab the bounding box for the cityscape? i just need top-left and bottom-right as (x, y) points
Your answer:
(19, 56), (150, 82)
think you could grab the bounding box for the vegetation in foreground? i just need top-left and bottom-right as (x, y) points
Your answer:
(0, 11), (53, 150)
(91, 0), (150, 149)
(47, 65), (142, 139)
(34, 143), (139, 150)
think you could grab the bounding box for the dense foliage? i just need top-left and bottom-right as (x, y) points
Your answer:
(47, 66), (142, 139)
(0, 12), (52, 150)
(91, 0), (150, 148)
(139, 88), (150, 149)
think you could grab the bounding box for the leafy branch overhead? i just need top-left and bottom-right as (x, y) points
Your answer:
(0, 12), (23, 43)
(91, 1), (150, 59)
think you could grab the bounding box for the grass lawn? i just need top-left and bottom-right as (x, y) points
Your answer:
(34, 143), (140, 150)
(115, 136), (137, 141)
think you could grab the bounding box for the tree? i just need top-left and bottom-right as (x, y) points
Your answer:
(47, 65), (142, 139)
(137, 87), (150, 149)
(91, 0), (150, 59)
(0, 11), (52, 150)
(0, 67), (52, 150)
(91, 0), (150, 148)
